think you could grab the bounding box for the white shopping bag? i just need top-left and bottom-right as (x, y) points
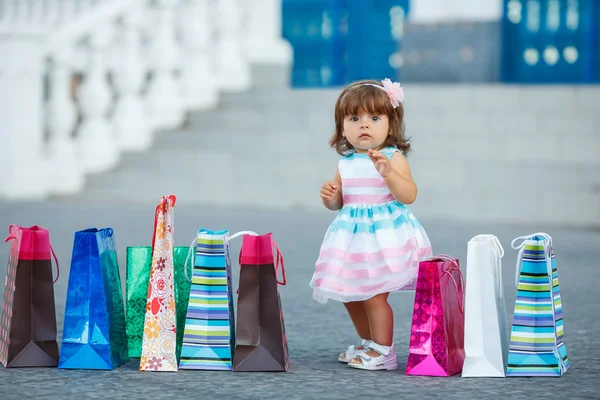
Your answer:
(462, 234), (509, 377)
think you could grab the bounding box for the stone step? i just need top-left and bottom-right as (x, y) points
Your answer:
(72, 84), (600, 228)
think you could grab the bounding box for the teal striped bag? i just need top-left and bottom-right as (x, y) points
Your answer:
(507, 233), (569, 377)
(178, 229), (254, 370)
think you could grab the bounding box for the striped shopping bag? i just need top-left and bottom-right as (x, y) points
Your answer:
(507, 233), (569, 377)
(178, 229), (250, 370)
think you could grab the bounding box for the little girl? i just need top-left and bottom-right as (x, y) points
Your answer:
(310, 79), (432, 371)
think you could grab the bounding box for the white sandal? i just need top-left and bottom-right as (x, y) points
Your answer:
(338, 339), (371, 363)
(348, 342), (398, 371)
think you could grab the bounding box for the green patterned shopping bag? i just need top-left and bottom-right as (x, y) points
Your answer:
(126, 246), (192, 359)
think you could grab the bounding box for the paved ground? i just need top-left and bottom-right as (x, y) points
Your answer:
(0, 200), (598, 399)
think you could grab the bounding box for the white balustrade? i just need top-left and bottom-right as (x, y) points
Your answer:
(46, 47), (85, 195)
(0, 37), (49, 200)
(179, 0), (219, 109)
(215, 0), (251, 92)
(145, 0), (185, 131)
(76, 26), (120, 174)
(1, 0), (287, 200)
(245, 0), (292, 65)
(112, 5), (153, 151)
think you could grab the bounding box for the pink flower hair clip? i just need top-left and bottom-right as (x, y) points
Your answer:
(362, 78), (405, 108)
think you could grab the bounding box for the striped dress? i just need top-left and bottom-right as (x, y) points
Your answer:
(310, 146), (432, 303)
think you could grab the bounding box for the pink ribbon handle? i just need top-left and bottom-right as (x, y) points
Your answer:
(4, 225), (59, 284)
(273, 241), (286, 286)
(4, 224), (18, 242)
(50, 244), (60, 284)
(426, 254), (465, 314)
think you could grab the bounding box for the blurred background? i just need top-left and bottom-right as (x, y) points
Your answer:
(0, 0), (598, 229)
(0, 2), (598, 395)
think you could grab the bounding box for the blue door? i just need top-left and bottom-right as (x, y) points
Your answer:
(501, 0), (598, 83)
(282, 0), (410, 87)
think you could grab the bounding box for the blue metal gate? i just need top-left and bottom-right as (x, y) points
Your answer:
(282, 0), (409, 87)
(501, 0), (599, 83)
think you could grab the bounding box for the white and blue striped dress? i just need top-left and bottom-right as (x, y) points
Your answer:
(310, 146), (432, 304)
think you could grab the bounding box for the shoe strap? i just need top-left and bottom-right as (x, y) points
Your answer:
(367, 342), (391, 356)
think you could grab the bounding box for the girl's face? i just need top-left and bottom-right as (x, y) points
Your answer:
(342, 111), (390, 153)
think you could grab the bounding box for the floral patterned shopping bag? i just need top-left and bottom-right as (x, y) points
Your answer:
(139, 195), (178, 372)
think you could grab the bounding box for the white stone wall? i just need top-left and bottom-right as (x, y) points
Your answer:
(76, 83), (600, 229)
(403, 85), (599, 227)
(271, 85), (600, 228)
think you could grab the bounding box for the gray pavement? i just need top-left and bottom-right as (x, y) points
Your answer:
(0, 200), (598, 399)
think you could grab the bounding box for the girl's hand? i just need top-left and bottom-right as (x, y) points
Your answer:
(320, 181), (339, 203)
(368, 149), (392, 177)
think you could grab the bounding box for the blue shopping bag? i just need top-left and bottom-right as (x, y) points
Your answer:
(58, 228), (129, 370)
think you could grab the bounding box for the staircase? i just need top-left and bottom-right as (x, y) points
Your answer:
(76, 79), (600, 229)
(2, 1), (598, 229)
(0, 0), (292, 202)
(75, 74), (339, 212)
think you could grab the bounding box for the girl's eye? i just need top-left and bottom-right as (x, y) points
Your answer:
(350, 116), (359, 122)
(372, 116), (380, 121)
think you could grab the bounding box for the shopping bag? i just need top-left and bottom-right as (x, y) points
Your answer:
(462, 234), (509, 377)
(126, 246), (191, 359)
(0, 224), (60, 367)
(139, 195), (178, 372)
(233, 233), (290, 372)
(406, 255), (465, 376)
(507, 232), (569, 377)
(59, 228), (129, 370)
(178, 229), (247, 370)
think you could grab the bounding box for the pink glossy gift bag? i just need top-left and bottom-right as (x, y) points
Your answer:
(406, 255), (465, 377)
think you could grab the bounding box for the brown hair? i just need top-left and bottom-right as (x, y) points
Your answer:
(329, 79), (411, 156)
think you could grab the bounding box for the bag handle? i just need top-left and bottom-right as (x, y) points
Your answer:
(4, 224), (18, 242)
(230, 232), (286, 286)
(470, 234), (504, 258)
(184, 230), (260, 283)
(184, 236), (197, 283)
(228, 231), (259, 242)
(151, 195), (176, 251)
(470, 234), (505, 300)
(5, 225), (59, 284)
(511, 232), (552, 288)
(231, 231), (260, 268)
(50, 244), (60, 284)
(424, 254), (464, 314)
(273, 241), (286, 286)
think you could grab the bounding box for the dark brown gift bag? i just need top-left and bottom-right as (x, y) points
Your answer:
(0, 225), (60, 367)
(233, 233), (290, 372)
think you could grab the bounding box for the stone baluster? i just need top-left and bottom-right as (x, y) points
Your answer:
(245, 0), (292, 65)
(15, 0), (30, 27)
(31, 0), (46, 24)
(179, 0), (219, 109)
(0, 36), (49, 200)
(45, 0), (61, 27)
(46, 47), (85, 195)
(215, 0), (251, 92)
(112, 4), (153, 151)
(76, 26), (120, 173)
(145, 0), (185, 131)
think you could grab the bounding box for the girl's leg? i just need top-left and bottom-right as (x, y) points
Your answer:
(339, 301), (371, 359)
(344, 301), (371, 340)
(349, 293), (393, 364)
